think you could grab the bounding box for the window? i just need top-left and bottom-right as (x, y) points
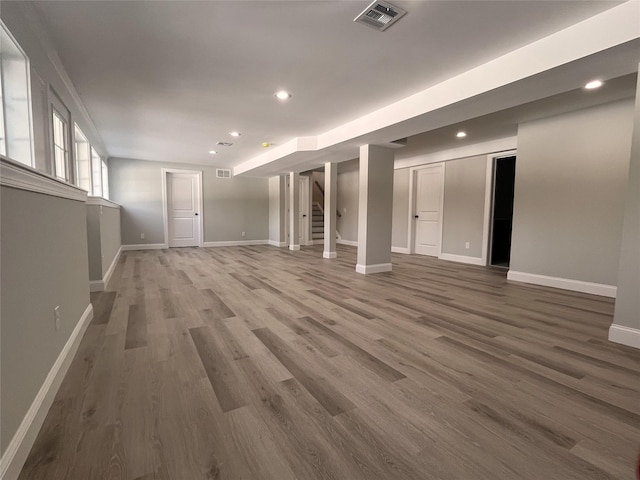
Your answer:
(0, 21), (33, 165)
(52, 109), (68, 180)
(74, 124), (91, 192)
(101, 159), (109, 199)
(91, 146), (102, 197)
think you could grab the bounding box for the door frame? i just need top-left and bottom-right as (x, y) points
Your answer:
(161, 168), (204, 248)
(482, 150), (517, 266)
(300, 175), (311, 246)
(407, 163), (445, 255)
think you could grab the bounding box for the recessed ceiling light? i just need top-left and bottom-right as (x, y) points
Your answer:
(584, 79), (603, 90)
(229, 131), (241, 137)
(456, 131), (467, 138)
(208, 150), (217, 155)
(274, 90), (292, 100)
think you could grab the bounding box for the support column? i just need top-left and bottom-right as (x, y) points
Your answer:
(356, 145), (394, 274)
(268, 175), (287, 247)
(289, 172), (300, 251)
(323, 162), (337, 259)
(610, 65), (640, 349)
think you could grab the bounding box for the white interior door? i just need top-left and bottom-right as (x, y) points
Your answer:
(167, 172), (200, 247)
(413, 164), (444, 256)
(299, 176), (310, 245)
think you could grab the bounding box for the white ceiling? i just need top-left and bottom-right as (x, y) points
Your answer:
(28, 0), (637, 175)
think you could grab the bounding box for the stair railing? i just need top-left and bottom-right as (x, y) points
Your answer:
(314, 180), (342, 218)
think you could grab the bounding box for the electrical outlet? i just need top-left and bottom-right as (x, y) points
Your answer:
(241, 231), (246, 237)
(465, 242), (470, 249)
(54, 306), (61, 331)
(140, 233), (145, 239)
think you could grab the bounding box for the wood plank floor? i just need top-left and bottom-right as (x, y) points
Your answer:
(19, 245), (640, 480)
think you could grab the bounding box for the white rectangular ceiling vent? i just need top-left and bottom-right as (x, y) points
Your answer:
(216, 168), (232, 179)
(354, 1), (406, 32)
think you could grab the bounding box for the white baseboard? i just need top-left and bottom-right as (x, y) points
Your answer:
(289, 244), (300, 251)
(89, 246), (122, 292)
(392, 246), (410, 254)
(337, 239), (357, 247)
(507, 270), (617, 298)
(323, 251), (337, 259)
(608, 324), (640, 349)
(0, 303), (94, 480)
(356, 263), (392, 274)
(438, 252), (485, 266)
(204, 240), (269, 247)
(121, 243), (165, 251)
(268, 240), (287, 247)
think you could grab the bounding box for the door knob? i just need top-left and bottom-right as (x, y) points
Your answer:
(414, 215), (419, 219)
(303, 214), (307, 217)
(195, 213), (199, 216)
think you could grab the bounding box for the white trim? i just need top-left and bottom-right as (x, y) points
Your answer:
(356, 263), (393, 274)
(0, 303), (93, 480)
(121, 243), (165, 251)
(408, 163), (444, 256)
(0, 156), (87, 202)
(268, 240), (287, 247)
(323, 251), (337, 259)
(161, 168), (204, 249)
(86, 196), (120, 208)
(337, 238), (358, 247)
(438, 253), (485, 266)
(481, 155), (494, 266)
(204, 240), (269, 247)
(391, 246), (410, 254)
(289, 244), (301, 251)
(89, 246), (122, 292)
(608, 324), (640, 350)
(507, 270), (617, 298)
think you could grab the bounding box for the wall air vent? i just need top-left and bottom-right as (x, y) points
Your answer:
(216, 168), (232, 179)
(354, 0), (407, 32)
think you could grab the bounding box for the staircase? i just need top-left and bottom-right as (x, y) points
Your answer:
(312, 202), (324, 241)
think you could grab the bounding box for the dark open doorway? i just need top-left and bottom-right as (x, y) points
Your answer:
(490, 155), (516, 268)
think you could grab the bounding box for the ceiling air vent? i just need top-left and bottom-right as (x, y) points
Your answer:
(216, 141), (233, 147)
(216, 168), (232, 179)
(354, 1), (406, 32)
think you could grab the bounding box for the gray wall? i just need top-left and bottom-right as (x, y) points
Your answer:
(510, 99), (635, 285)
(86, 205), (102, 280)
(101, 206), (122, 275)
(109, 158), (269, 245)
(442, 156), (487, 258)
(1, 186), (90, 455)
(613, 72), (640, 331)
(337, 160), (359, 242)
(392, 168), (410, 249)
(87, 202), (122, 282)
(268, 176), (285, 244)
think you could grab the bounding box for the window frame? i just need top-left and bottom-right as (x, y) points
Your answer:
(90, 146), (102, 197)
(0, 20), (35, 166)
(51, 106), (69, 181)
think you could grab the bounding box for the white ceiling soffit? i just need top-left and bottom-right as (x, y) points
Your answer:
(354, 1), (407, 32)
(234, 1), (640, 176)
